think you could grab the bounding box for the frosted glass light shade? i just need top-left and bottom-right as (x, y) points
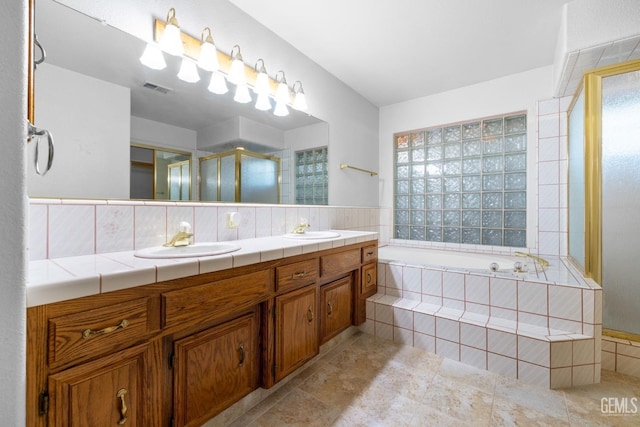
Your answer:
(293, 91), (308, 111)
(159, 24), (184, 56)
(208, 72), (228, 94)
(274, 100), (289, 116)
(276, 82), (290, 104)
(139, 43), (166, 70)
(177, 58), (200, 83)
(254, 72), (270, 96)
(228, 59), (247, 85)
(234, 84), (252, 103)
(255, 93), (271, 111)
(197, 41), (219, 72)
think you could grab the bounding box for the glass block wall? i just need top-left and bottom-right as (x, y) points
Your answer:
(295, 147), (328, 205)
(393, 113), (527, 247)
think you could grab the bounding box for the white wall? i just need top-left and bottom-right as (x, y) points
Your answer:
(379, 66), (554, 248)
(57, 0), (379, 207)
(1, 1), (27, 424)
(30, 63), (130, 199)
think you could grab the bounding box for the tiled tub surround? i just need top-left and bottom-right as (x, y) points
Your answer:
(362, 245), (602, 389)
(27, 228), (378, 307)
(602, 336), (640, 379)
(28, 198), (380, 261)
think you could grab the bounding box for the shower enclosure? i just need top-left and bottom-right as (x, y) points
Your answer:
(568, 59), (640, 338)
(199, 148), (281, 204)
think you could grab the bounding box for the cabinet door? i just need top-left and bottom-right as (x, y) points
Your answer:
(321, 276), (353, 343)
(275, 285), (318, 382)
(173, 313), (258, 427)
(48, 342), (152, 427)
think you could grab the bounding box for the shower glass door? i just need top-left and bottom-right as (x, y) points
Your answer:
(601, 69), (640, 335)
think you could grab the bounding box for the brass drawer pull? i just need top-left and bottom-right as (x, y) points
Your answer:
(238, 342), (245, 367)
(367, 272), (372, 284)
(116, 388), (128, 425)
(366, 251), (374, 256)
(307, 306), (314, 323)
(82, 319), (129, 340)
(327, 301), (333, 316)
(292, 271), (306, 279)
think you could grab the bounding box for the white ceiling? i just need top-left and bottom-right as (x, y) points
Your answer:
(229, 0), (571, 107)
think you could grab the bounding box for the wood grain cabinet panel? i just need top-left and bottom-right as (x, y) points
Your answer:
(320, 276), (353, 343)
(361, 263), (377, 296)
(362, 245), (378, 264)
(275, 285), (318, 381)
(48, 342), (152, 427)
(173, 313), (258, 427)
(48, 297), (151, 367)
(163, 270), (271, 328)
(320, 248), (360, 277)
(275, 258), (318, 292)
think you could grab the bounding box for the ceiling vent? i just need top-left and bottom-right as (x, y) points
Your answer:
(142, 81), (172, 94)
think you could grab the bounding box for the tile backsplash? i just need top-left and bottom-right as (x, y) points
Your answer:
(28, 200), (382, 260)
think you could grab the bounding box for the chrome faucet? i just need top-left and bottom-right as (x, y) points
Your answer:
(291, 218), (310, 234)
(164, 221), (193, 247)
(514, 251), (549, 270)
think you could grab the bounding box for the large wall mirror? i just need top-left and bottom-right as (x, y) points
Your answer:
(28, 0), (329, 204)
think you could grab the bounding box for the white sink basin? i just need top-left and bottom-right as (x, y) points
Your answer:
(134, 242), (241, 259)
(282, 231), (341, 240)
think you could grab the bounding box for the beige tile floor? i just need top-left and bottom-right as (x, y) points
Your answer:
(218, 331), (640, 426)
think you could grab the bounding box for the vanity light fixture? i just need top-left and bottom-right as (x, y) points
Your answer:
(208, 72), (228, 94)
(254, 59), (270, 95)
(177, 58), (200, 83)
(274, 70), (290, 116)
(275, 70), (290, 104)
(158, 8), (184, 56)
(228, 45), (247, 85)
(139, 43), (167, 70)
(255, 93), (272, 111)
(197, 27), (219, 72)
(234, 84), (252, 103)
(292, 81), (308, 111)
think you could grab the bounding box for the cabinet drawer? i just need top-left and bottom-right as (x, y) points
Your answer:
(276, 259), (318, 292)
(163, 270), (271, 328)
(321, 248), (361, 277)
(362, 245), (378, 264)
(48, 297), (151, 366)
(361, 263), (377, 296)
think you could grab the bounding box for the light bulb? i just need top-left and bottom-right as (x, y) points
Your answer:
(255, 93), (271, 111)
(197, 41), (219, 72)
(159, 9), (184, 56)
(228, 45), (246, 85)
(276, 82), (290, 104)
(139, 43), (166, 70)
(234, 84), (252, 103)
(293, 91), (308, 111)
(208, 72), (228, 94)
(274, 100), (289, 117)
(254, 71), (270, 96)
(177, 58), (200, 83)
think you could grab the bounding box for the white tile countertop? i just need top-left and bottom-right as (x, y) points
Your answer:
(27, 230), (378, 307)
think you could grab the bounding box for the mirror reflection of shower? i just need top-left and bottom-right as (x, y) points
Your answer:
(130, 144), (191, 200)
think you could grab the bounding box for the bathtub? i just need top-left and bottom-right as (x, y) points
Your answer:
(378, 245), (521, 273)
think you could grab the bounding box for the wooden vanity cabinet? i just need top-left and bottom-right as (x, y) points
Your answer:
(27, 240), (378, 425)
(320, 275), (353, 344)
(172, 312), (259, 427)
(47, 342), (153, 427)
(274, 284), (318, 382)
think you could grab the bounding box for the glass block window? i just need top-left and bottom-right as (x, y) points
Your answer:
(295, 147), (328, 205)
(394, 113), (527, 247)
